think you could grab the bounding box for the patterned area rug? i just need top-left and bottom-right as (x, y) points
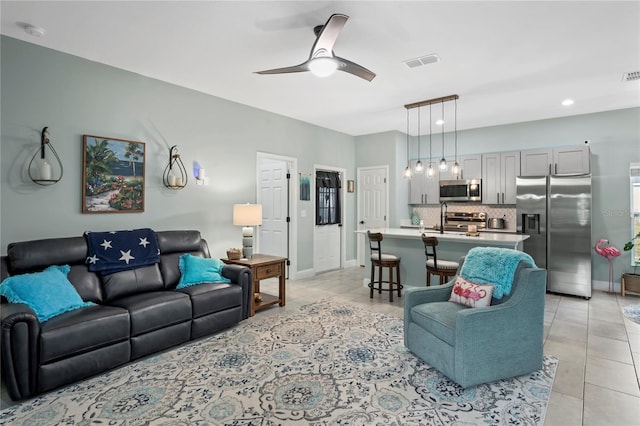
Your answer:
(0, 300), (557, 425)
(623, 304), (640, 324)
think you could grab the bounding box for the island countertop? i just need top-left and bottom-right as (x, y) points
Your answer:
(358, 227), (529, 248)
(356, 228), (529, 288)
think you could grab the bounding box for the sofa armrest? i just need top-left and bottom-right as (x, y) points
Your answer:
(221, 264), (252, 319)
(1, 303), (40, 400)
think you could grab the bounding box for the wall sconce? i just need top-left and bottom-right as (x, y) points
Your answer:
(232, 203), (263, 259)
(162, 145), (188, 189)
(194, 163), (210, 186)
(28, 127), (63, 185)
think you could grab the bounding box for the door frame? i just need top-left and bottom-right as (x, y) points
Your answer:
(256, 152), (298, 280)
(356, 165), (389, 266)
(313, 164), (347, 273)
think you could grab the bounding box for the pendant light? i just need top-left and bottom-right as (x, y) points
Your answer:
(403, 108), (411, 179)
(415, 108), (424, 173)
(427, 104), (435, 177)
(439, 100), (448, 171)
(451, 98), (461, 177)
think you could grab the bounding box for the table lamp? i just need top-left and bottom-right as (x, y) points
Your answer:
(233, 204), (263, 259)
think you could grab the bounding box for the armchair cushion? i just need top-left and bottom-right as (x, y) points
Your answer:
(0, 265), (93, 322)
(448, 275), (494, 308)
(411, 301), (467, 345)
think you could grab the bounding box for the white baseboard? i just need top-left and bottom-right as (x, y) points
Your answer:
(294, 268), (315, 280)
(344, 259), (357, 268)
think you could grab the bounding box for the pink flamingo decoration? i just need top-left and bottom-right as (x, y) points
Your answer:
(594, 239), (622, 293)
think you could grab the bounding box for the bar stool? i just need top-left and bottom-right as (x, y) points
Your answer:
(367, 231), (403, 302)
(422, 235), (459, 286)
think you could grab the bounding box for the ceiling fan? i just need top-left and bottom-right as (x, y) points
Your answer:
(255, 13), (376, 82)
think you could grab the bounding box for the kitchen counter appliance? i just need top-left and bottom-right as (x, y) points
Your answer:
(439, 179), (482, 202)
(516, 175), (592, 298)
(439, 211), (487, 232)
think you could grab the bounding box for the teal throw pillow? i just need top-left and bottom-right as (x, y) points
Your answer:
(0, 265), (94, 322)
(177, 254), (231, 289)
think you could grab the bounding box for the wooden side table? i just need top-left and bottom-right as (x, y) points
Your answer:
(222, 254), (287, 316)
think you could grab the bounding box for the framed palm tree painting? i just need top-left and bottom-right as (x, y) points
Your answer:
(82, 135), (145, 213)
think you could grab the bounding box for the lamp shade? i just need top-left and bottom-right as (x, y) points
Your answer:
(233, 204), (263, 226)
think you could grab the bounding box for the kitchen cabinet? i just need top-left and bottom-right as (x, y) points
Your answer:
(482, 151), (520, 204)
(408, 160), (439, 204)
(460, 155), (482, 180)
(520, 146), (590, 176)
(439, 155), (482, 181)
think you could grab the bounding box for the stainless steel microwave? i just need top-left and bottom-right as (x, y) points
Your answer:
(439, 179), (482, 202)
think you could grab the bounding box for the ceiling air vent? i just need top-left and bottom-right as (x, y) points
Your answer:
(623, 71), (640, 82)
(403, 53), (440, 69)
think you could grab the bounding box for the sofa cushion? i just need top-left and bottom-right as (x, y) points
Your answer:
(110, 291), (191, 336)
(177, 283), (242, 318)
(157, 230), (208, 289)
(0, 265), (94, 322)
(411, 301), (468, 346)
(39, 304), (130, 364)
(177, 254), (230, 288)
(100, 264), (164, 302)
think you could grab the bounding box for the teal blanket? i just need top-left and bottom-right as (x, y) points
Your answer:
(459, 247), (536, 299)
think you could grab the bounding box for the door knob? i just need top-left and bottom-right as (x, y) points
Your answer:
(359, 220), (365, 224)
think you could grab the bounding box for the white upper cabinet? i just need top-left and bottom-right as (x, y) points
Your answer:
(553, 146), (590, 175)
(520, 149), (552, 176)
(521, 146), (590, 176)
(408, 160), (440, 204)
(482, 151), (520, 205)
(439, 155), (482, 181)
(460, 155), (482, 180)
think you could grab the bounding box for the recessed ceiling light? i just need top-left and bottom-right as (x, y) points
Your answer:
(561, 99), (574, 106)
(22, 23), (46, 37)
(435, 119), (444, 126)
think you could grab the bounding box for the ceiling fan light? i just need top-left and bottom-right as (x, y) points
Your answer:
(309, 57), (338, 77)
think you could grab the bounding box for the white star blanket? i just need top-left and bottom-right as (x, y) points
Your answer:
(84, 228), (160, 274)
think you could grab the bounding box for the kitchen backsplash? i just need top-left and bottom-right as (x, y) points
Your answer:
(407, 205), (517, 232)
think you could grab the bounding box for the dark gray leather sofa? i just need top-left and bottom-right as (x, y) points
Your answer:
(0, 230), (252, 401)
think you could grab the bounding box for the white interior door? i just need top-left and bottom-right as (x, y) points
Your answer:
(314, 167), (344, 273)
(357, 166), (388, 266)
(258, 158), (289, 258)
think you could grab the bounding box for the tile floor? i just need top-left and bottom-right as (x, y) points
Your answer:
(2, 266), (639, 425)
(251, 266), (640, 426)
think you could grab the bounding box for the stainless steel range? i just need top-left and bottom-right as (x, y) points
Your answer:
(440, 211), (487, 232)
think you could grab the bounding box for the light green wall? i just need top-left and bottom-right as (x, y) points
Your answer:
(0, 36), (356, 271)
(357, 107), (640, 284)
(2, 35), (639, 284)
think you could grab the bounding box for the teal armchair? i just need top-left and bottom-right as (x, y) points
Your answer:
(404, 260), (547, 388)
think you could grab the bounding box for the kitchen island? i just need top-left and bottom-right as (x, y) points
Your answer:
(358, 228), (530, 289)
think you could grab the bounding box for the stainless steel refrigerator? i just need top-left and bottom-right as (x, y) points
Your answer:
(516, 175), (592, 298)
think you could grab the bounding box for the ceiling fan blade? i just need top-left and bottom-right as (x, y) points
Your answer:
(335, 56), (376, 82)
(310, 13), (348, 57)
(255, 62), (310, 75)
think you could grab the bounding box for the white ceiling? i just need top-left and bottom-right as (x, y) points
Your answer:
(1, 1), (639, 136)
